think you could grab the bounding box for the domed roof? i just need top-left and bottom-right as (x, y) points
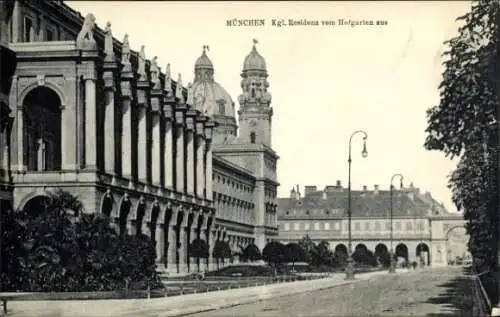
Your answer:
(195, 45), (214, 70)
(192, 80), (235, 117)
(243, 39), (267, 71)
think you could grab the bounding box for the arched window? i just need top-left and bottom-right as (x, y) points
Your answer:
(218, 103), (225, 115)
(250, 132), (256, 144)
(23, 87), (62, 171)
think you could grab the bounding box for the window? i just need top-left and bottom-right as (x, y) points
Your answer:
(250, 132), (256, 144)
(324, 222), (330, 230)
(284, 223), (290, 231)
(334, 222), (341, 230)
(293, 223), (300, 231)
(24, 17), (33, 42)
(355, 222), (361, 231)
(314, 222), (320, 230)
(375, 221), (381, 231)
(417, 221), (424, 231)
(385, 221), (391, 230)
(304, 223), (310, 230)
(365, 222), (370, 231)
(218, 103), (225, 115)
(406, 222), (413, 230)
(46, 28), (54, 41)
(395, 222), (402, 230)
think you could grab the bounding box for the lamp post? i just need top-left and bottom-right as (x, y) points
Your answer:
(345, 130), (368, 280)
(389, 173), (404, 273)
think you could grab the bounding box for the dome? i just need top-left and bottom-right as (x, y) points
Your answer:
(192, 80), (235, 117)
(195, 45), (214, 70)
(243, 40), (267, 71)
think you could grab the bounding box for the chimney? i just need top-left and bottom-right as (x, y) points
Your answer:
(289, 187), (296, 199)
(336, 180), (342, 188)
(363, 185), (367, 191)
(374, 184), (379, 194)
(304, 186), (317, 196)
(296, 184), (301, 199)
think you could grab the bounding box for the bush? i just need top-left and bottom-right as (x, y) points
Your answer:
(241, 243), (261, 262)
(262, 241), (286, 267)
(0, 190), (162, 292)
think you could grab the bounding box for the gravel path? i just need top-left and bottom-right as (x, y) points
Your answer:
(188, 266), (470, 317)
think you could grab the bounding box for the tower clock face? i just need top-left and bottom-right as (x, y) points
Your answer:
(249, 119), (257, 127)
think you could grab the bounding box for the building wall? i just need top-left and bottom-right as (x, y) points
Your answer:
(1, 0), (280, 273)
(278, 184), (466, 267)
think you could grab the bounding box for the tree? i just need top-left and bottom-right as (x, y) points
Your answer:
(189, 238), (209, 272)
(298, 235), (315, 264)
(241, 243), (261, 262)
(352, 246), (377, 267)
(285, 243), (307, 269)
(312, 241), (334, 267)
(262, 241), (286, 268)
(212, 240), (231, 269)
(423, 0), (499, 282)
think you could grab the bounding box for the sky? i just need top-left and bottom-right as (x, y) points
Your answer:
(67, 1), (473, 213)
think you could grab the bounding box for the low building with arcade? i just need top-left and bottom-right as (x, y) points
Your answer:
(277, 182), (466, 267)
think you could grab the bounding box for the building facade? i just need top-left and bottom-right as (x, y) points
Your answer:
(0, 0), (279, 274)
(277, 182), (466, 267)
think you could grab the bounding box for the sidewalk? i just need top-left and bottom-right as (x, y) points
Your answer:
(5, 269), (409, 317)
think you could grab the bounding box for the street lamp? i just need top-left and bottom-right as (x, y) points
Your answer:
(389, 173), (404, 273)
(345, 130), (368, 280)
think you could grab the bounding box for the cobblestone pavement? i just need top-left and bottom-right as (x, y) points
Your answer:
(188, 266), (467, 317)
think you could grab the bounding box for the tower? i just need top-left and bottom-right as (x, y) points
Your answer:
(237, 39), (273, 147)
(192, 45), (237, 144)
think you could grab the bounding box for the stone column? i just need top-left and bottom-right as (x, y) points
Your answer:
(156, 221), (165, 267)
(120, 68), (134, 179)
(209, 226), (217, 271)
(150, 88), (163, 187)
(195, 119), (206, 198)
(200, 214), (209, 271)
(189, 211), (200, 272)
(174, 105), (186, 193)
(185, 111), (196, 197)
(37, 15), (45, 41)
(12, 0), (21, 43)
(103, 59), (118, 175)
(83, 65), (97, 169)
(136, 80), (150, 183)
(163, 103), (174, 188)
(204, 121), (214, 201)
(167, 216), (177, 273)
(178, 209), (189, 273)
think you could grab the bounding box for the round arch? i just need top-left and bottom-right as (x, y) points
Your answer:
(445, 225), (468, 265)
(19, 81), (67, 108)
(134, 200), (147, 236)
(354, 244), (368, 252)
(117, 195), (132, 235)
(416, 243), (431, 266)
(22, 86), (63, 171)
(375, 243), (388, 254)
(395, 243), (409, 260)
(16, 190), (51, 212)
(99, 191), (114, 217)
(334, 243), (348, 254)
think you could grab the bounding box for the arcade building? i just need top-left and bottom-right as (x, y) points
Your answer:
(0, 0), (279, 274)
(277, 183), (466, 267)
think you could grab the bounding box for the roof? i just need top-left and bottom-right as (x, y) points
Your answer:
(278, 188), (450, 219)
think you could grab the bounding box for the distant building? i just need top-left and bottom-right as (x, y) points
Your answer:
(277, 182), (466, 266)
(0, 0), (279, 274)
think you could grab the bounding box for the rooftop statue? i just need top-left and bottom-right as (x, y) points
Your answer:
(76, 13), (97, 50)
(104, 22), (114, 61)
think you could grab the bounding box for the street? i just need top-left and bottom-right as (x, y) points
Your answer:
(188, 266), (470, 317)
